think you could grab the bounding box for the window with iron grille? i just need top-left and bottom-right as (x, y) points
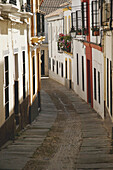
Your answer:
(71, 12), (76, 31)
(33, 56), (35, 95)
(91, 1), (99, 36)
(101, 1), (111, 26)
(9, 0), (16, 5)
(81, 2), (88, 35)
(37, 13), (45, 36)
(76, 10), (82, 35)
(4, 56), (9, 119)
(23, 51), (26, 99)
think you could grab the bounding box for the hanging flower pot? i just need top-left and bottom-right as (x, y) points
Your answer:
(77, 29), (81, 35)
(93, 30), (99, 36)
(92, 27), (99, 36)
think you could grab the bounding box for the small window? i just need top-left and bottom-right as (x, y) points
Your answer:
(77, 54), (79, 85)
(82, 56), (84, 91)
(23, 51), (26, 99)
(48, 58), (51, 70)
(52, 59), (55, 72)
(107, 58), (109, 108)
(76, 10), (82, 35)
(98, 71), (100, 104)
(61, 63), (63, 77)
(56, 61), (58, 75)
(94, 68), (96, 100)
(101, 2), (111, 26)
(91, 1), (99, 36)
(65, 60), (67, 79)
(71, 12), (76, 30)
(81, 2), (88, 35)
(110, 61), (112, 115)
(4, 56), (9, 119)
(33, 56), (35, 95)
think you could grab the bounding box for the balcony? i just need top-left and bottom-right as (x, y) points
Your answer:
(91, 0), (100, 36)
(101, 0), (113, 29)
(1, 0), (18, 13)
(20, 3), (32, 19)
(58, 33), (72, 53)
(21, 3), (31, 12)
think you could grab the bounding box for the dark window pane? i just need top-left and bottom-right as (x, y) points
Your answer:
(77, 53), (79, 85)
(23, 75), (25, 87)
(5, 72), (9, 86)
(33, 76), (35, 95)
(94, 68), (96, 100)
(82, 56), (84, 91)
(23, 51), (25, 63)
(23, 63), (25, 75)
(33, 57), (35, 75)
(5, 87), (9, 103)
(5, 102), (9, 119)
(98, 71), (100, 104)
(5, 56), (8, 71)
(107, 58), (109, 107)
(23, 86), (26, 99)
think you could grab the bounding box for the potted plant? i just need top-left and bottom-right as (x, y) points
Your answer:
(77, 29), (81, 35)
(92, 27), (99, 36)
(58, 33), (72, 53)
(83, 28), (88, 35)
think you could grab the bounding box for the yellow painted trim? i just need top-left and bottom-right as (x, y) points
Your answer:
(64, 51), (73, 56)
(63, 7), (71, 11)
(65, 58), (67, 61)
(68, 15), (71, 34)
(31, 36), (45, 44)
(69, 58), (71, 62)
(64, 16), (67, 35)
(32, 94), (36, 102)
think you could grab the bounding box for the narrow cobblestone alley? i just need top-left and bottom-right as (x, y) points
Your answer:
(0, 78), (113, 169)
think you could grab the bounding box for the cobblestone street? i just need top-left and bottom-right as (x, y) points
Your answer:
(0, 78), (113, 169)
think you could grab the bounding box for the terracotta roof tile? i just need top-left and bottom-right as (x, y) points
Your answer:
(40, 0), (70, 15)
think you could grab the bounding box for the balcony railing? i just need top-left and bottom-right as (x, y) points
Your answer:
(21, 3), (31, 12)
(2, 0), (16, 5)
(91, 0), (100, 36)
(101, 0), (112, 27)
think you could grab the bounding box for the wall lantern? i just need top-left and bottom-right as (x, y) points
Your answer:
(70, 27), (76, 38)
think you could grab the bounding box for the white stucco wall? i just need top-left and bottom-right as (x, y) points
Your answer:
(0, 19), (29, 127)
(92, 48), (104, 119)
(73, 39), (87, 102)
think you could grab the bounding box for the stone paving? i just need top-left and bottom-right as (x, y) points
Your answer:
(0, 78), (113, 170)
(0, 90), (57, 170)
